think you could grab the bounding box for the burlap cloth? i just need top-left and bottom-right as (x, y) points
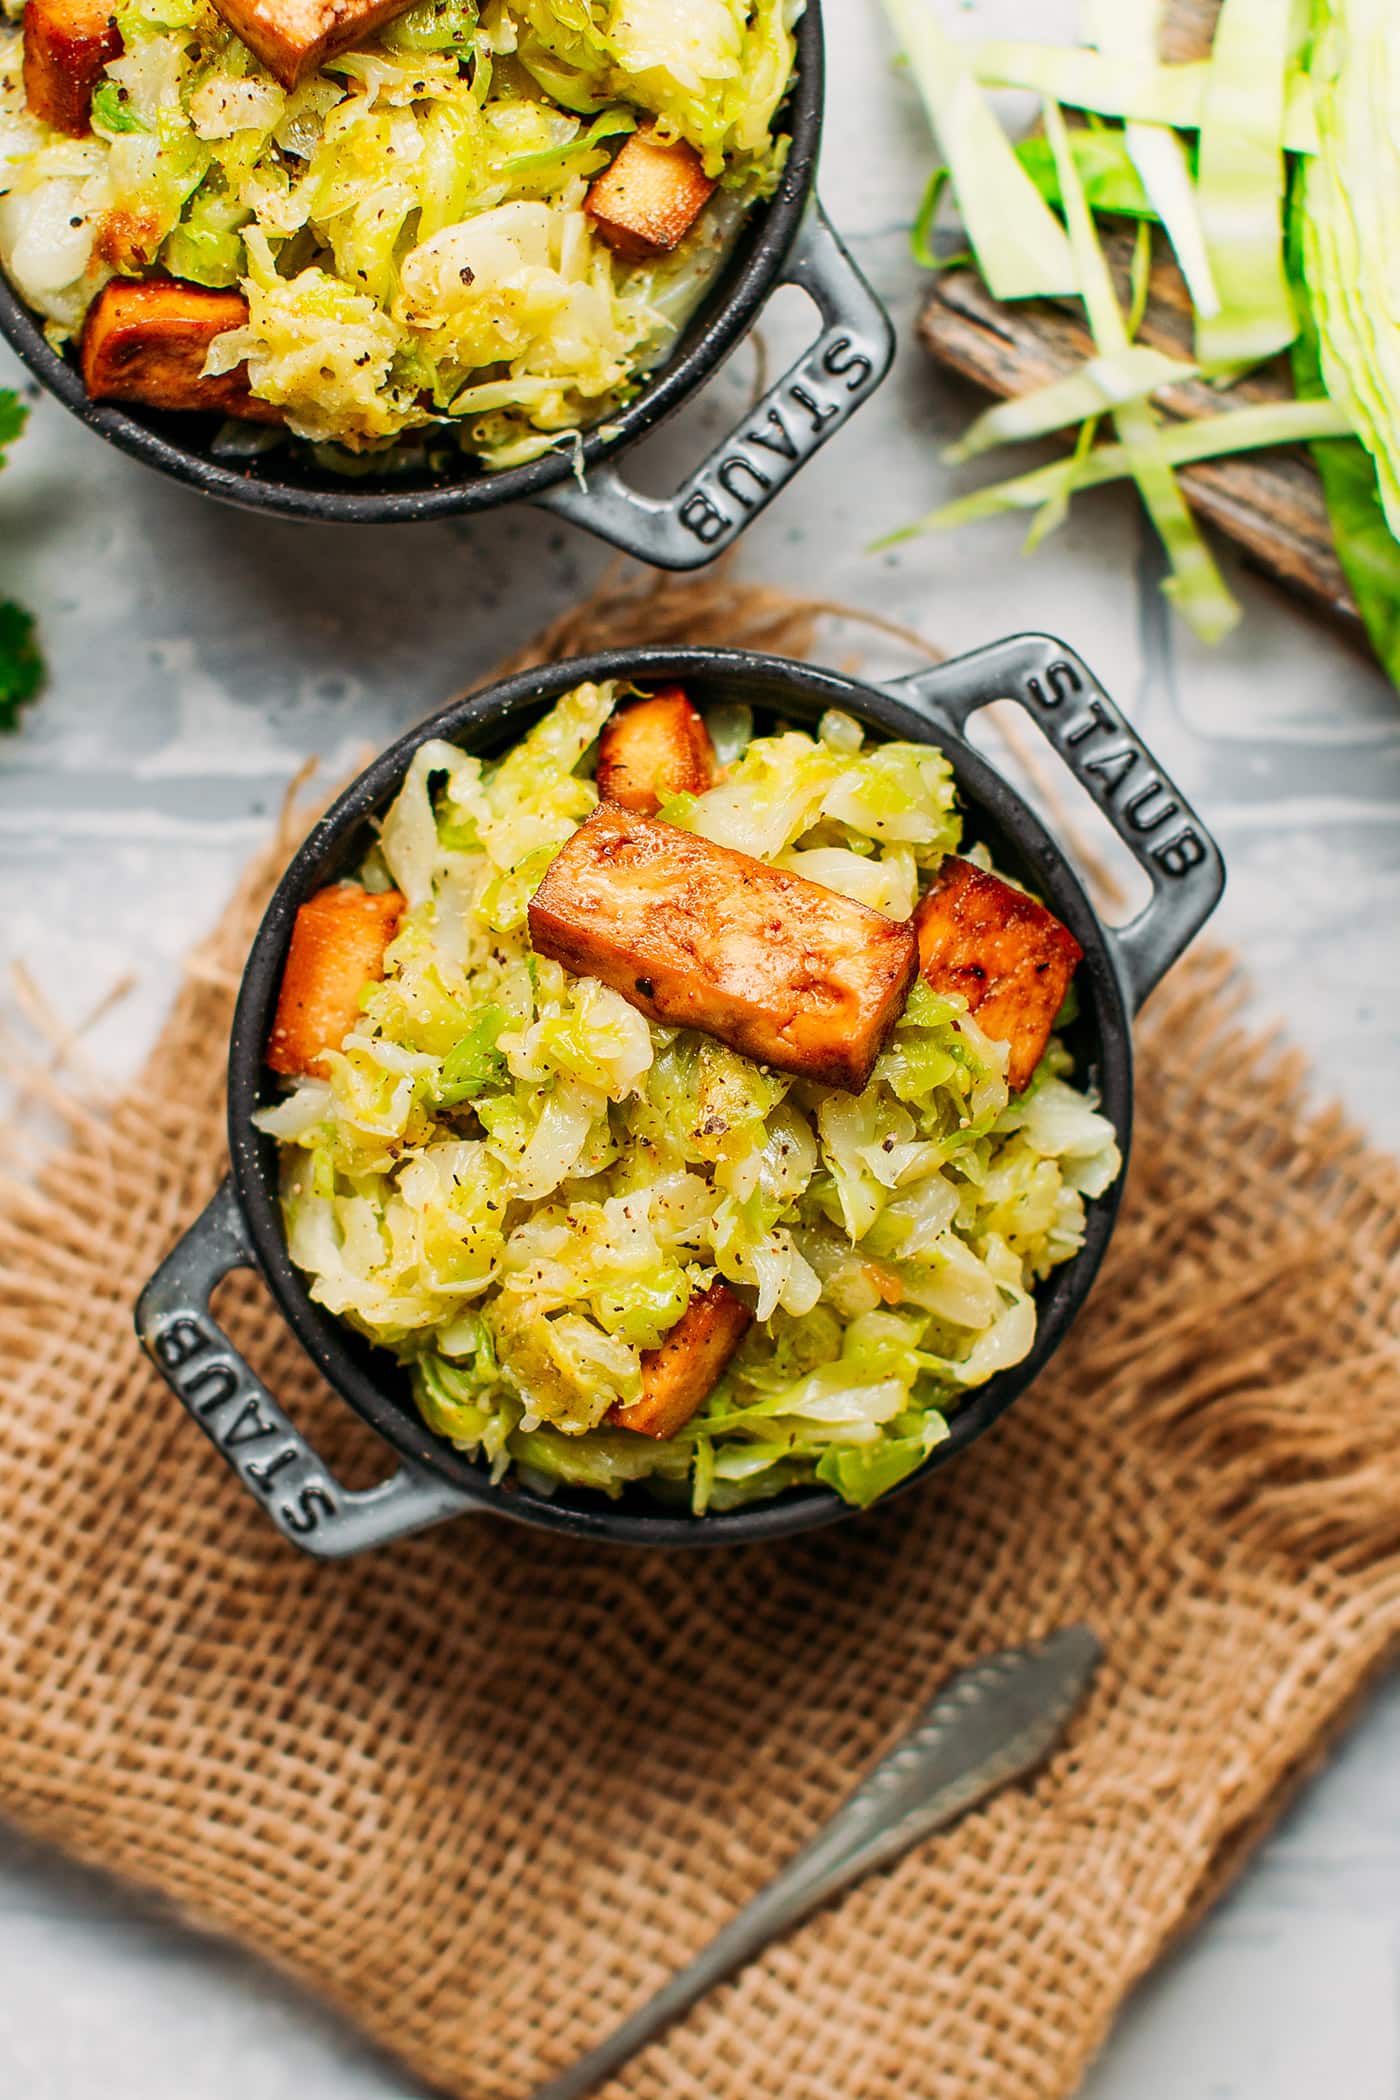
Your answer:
(3, 567), (1400, 2100)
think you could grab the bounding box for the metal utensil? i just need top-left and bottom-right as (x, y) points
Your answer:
(529, 1624), (1102, 2100)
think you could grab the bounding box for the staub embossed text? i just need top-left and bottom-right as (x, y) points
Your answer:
(676, 334), (881, 547)
(1024, 658), (1209, 879)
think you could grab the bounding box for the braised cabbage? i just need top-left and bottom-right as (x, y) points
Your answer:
(257, 684), (1121, 1514)
(0, 0), (801, 459)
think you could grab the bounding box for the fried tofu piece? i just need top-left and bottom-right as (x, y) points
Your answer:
(266, 883), (406, 1079)
(913, 856), (1083, 1093)
(585, 124), (716, 261)
(595, 687), (717, 817)
(608, 1282), (751, 1440)
(22, 0), (120, 135)
(81, 280), (282, 421)
(528, 805), (918, 1094)
(207, 0), (416, 89)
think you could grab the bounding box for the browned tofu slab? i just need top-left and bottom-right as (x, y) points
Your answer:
(266, 883), (406, 1079)
(595, 686), (717, 816)
(913, 856), (1083, 1093)
(608, 1282), (751, 1440)
(81, 280), (282, 421)
(527, 805), (919, 1094)
(208, 0), (415, 88)
(22, 0), (120, 137)
(585, 125), (716, 261)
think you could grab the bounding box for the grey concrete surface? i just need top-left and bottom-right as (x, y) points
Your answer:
(1, 1), (1398, 2093)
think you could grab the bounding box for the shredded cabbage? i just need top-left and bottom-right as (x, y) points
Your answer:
(880, 0), (1075, 301)
(889, 2), (1385, 664)
(0, 0), (800, 459)
(875, 393), (1352, 542)
(1080, 0), (1219, 322)
(970, 42), (1320, 155)
(1191, 0), (1297, 368)
(1043, 100), (1239, 643)
(259, 681), (1122, 1515)
(943, 344), (1195, 466)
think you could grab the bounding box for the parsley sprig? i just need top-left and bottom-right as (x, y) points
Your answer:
(0, 389), (43, 732)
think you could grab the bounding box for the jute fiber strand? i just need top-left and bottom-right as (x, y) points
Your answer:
(3, 568), (1400, 2100)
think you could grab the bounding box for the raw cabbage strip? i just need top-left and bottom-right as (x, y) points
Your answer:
(916, 130), (1154, 270)
(1024, 407), (1099, 552)
(1080, 0), (1219, 318)
(943, 344), (1194, 464)
(1126, 217), (1153, 340)
(971, 45), (1320, 154)
(1125, 129), (1218, 312)
(1042, 100), (1239, 642)
(875, 396), (1353, 542)
(1192, 0), (1296, 367)
(1015, 130), (1155, 217)
(1024, 218), (1153, 549)
(881, 0), (1075, 299)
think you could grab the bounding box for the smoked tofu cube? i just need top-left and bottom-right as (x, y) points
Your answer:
(527, 805), (919, 1094)
(22, 0), (121, 137)
(585, 125), (716, 260)
(266, 883), (406, 1079)
(595, 686), (717, 816)
(81, 280), (282, 421)
(608, 1282), (751, 1440)
(913, 856), (1083, 1093)
(207, 0), (417, 89)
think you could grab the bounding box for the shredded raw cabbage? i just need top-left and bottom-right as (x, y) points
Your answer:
(1043, 100), (1239, 643)
(1012, 129), (1157, 222)
(875, 393), (1352, 542)
(259, 681), (1121, 1515)
(1080, 0), (1219, 322)
(890, 0), (1396, 672)
(0, 0), (800, 459)
(1191, 0), (1296, 368)
(943, 344), (1195, 466)
(880, 0), (1075, 301)
(970, 42), (1320, 155)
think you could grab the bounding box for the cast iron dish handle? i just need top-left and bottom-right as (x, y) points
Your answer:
(535, 201), (894, 569)
(136, 1180), (480, 1558)
(887, 633), (1225, 1012)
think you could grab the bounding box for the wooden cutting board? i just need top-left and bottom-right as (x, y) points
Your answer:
(916, 0), (1362, 633)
